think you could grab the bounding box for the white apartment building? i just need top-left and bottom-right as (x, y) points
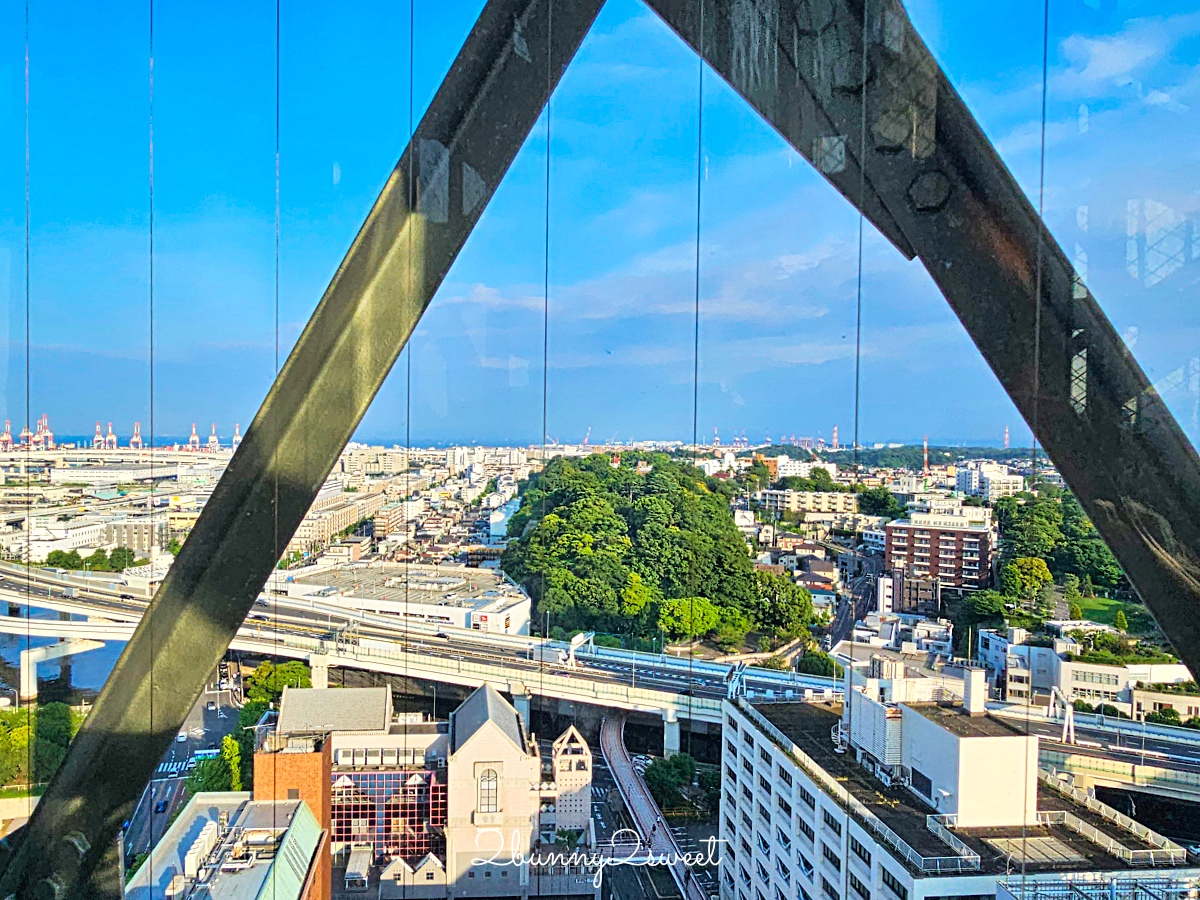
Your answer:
(954, 462), (1023, 503)
(976, 626), (1192, 713)
(777, 459), (839, 480)
(756, 490), (859, 515)
(720, 660), (1197, 900)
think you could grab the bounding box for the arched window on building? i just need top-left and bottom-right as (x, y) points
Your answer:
(478, 769), (499, 813)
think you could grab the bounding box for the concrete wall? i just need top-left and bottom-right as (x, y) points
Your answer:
(899, 707), (1038, 827)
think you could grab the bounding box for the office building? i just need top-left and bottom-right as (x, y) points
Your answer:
(976, 626), (1191, 713)
(875, 570), (941, 617)
(271, 561), (532, 634)
(125, 793), (329, 900)
(256, 684), (597, 899)
(719, 659), (1195, 900)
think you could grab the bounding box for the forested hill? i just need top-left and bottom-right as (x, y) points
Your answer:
(501, 453), (773, 640)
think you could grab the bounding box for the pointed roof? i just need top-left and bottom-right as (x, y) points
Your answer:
(450, 684), (525, 755)
(552, 723), (591, 757)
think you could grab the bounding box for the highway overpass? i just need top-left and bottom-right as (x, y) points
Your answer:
(0, 565), (838, 752)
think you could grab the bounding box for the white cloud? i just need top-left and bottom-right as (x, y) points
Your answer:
(1055, 12), (1200, 97)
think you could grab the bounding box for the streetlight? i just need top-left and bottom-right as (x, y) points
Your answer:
(0, 686), (18, 708)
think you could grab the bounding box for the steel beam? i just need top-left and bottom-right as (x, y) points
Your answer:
(646, 0), (1200, 674)
(0, 1), (604, 896)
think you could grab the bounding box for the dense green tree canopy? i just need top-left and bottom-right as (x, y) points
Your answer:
(503, 453), (805, 642)
(855, 486), (904, 519)
(1001, 557), (1054, 603)
(0, 702), (83, 788)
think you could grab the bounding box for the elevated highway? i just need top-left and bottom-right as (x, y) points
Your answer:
(0, 564), (837, 750)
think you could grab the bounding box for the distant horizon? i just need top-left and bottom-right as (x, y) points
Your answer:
(38, 432), (1029, 452)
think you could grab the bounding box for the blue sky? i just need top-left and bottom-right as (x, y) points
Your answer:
(0, 0), (1197, 448)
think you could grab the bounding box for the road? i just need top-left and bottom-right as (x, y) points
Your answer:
(1009, 716), (1200, 772)
(599, 713), (709, 900)
(830, 572), (875, 646)
(0, 563), (839, 707)
(123, 679), (242, 859)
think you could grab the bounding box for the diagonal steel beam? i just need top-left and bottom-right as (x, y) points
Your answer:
(646, 0), (1200, 676)
(0, 1), (605, 896)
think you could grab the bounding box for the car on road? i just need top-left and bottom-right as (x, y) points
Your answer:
(206, 701), (217, 711)
(175, 731), (187, 743)
(154, 799), (169, 814)
(435, 632), (449, 639)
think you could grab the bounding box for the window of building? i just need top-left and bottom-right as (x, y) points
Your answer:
(778, 767), (793, 787)
(798, 818), (815, 843)
(850, 835), (871, 866)
(775, 855), (791, 884)
(798, 785), (816, 809)
(760, 746), (772, 764)
(426, 871), (435, 881)
(758, 833), (771, 855)
(910, 767), (933, 799)
(775, 825), (792, 852)
(757, 861), (771, 883)
(287, 788), (299, 800)
(881, 867), (908, 900)
(797, 849), (814, 878)
(850, 874), (871, 900)
(478, 768), (499, 813)
(822, 876), (840, 900)
(743, 784), (753, 802)
(778, 797), (792, 817)
(759, 774), (772, 793)
(822, 843), (841, 871)
(728, 740), (739, 757)
(822, 809), (842, 836)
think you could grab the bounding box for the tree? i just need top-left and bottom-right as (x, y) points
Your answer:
(658, 597), (720, 640)
(222, 734), (242, 791)
(795, 650), (841, 677)
(1000, 557), (1053, 604)
(167, 538), (183, 556)
(108, 546), (137, 571)
(642, 753), (696, 807)
(751, 572), (813, 638)
(236, 700), (269, 789)
(620, 572), (657, 619)
(44, 549), (84, 570)
(856, 486), (903, 519)
(965, 589), (1006, 622)
(186, 756), (232, 793)
(84, 549), (110, 571)
(1145, 708), (1182, 726)
(712, 607), (751, 651)
(1068, 603), (1083, 620)
(1114, 610), (1128, 633)
(244, 660), (311, 703)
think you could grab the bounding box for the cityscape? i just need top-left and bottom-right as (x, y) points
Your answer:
(1, 428), (1198, 900)
(2, 0), (1199, 898)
